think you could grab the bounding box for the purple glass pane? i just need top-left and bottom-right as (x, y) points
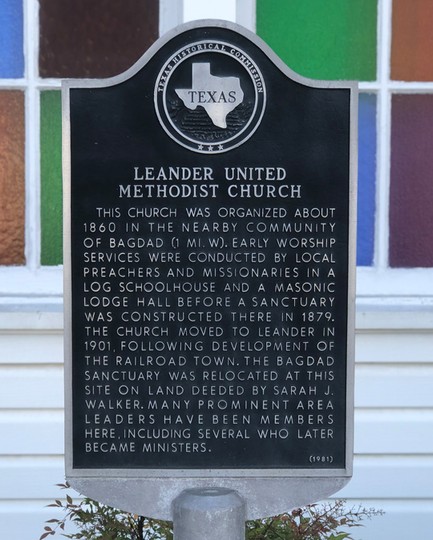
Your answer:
(390, 95), (433, 267)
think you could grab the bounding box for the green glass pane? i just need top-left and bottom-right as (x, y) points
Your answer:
(256, 0), (377, 81)
(40, 90), (62, 265)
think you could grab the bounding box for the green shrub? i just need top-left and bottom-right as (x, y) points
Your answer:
(40, 483), (382, 540)
(245, 499), (383, 540)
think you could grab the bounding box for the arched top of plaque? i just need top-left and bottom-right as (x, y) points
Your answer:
(63, 20), (357, 520)
(63, 19), (357, 155)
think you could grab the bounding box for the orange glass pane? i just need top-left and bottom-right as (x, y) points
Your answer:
(392, 0), (433, 81)
(0, 91), (25, 265)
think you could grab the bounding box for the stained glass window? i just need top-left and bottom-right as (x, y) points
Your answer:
(38, 0), (159, 265)
(257, 0), (433, 275)
(389, 0), (433, 267)
(0, 91), (25, 265)
(257, 0), (378, 267)
(391, 0), (433, 81)
(0, 0), (24, 78)
(357, 94), (377, 267)
(390, 95), (433, 267)
(2, 0), (433, 284)
(0, 0), (158, 270)
(39, 0), (158, 78)
(256, 0), (377, 81)
(40, 91), (63, 266)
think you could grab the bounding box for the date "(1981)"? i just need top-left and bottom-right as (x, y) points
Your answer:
(309, 455), (334, 464)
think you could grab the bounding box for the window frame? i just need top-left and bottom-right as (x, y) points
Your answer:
(1, 0), (433, 313)
(0, 0), (181, 308)
(357, 0), (433, 302)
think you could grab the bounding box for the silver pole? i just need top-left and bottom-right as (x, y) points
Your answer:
(173, 487), (245, 540)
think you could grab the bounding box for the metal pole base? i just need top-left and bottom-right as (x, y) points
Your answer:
(173, 487), (245, 540)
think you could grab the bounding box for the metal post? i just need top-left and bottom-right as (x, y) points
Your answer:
(173, 487), (245, 540)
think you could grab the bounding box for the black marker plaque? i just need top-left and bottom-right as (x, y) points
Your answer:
(64, 20), (357, 518)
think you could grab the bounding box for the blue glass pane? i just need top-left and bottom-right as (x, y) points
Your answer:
(0, 0), (24, 77)
(357, 93), (376, 266)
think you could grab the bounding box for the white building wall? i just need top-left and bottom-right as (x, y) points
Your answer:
(1, 308), (432, 539)
(0, 311), (64, 538)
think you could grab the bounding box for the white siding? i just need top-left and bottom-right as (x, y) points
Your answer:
(338, 309), (433, 539)
(0, 312), (64, 540)
(1, 308), (432, 539)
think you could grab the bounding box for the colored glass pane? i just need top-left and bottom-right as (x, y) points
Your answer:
(357, 94), (376, 266)
(391, 0), (433, 81)
(0, 91), (25, 265)
(40, 91), (62, 266)
(39, 0), (159, 78)
(0, 0), (24, 78)
(390, 95), (433, 267)
(256, 0), (377, 81)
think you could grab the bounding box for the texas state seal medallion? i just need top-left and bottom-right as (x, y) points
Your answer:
(154, 40), (266, 154)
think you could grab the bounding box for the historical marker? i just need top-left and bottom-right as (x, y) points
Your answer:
(63, 20), (357, 519)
